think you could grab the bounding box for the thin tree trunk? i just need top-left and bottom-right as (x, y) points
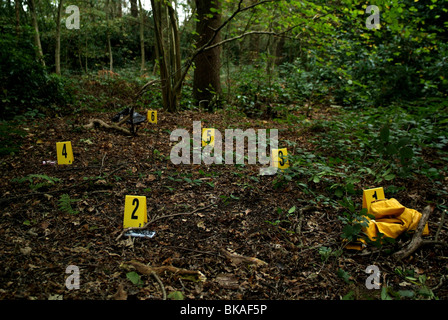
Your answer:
(150, 0), (181, 112)
(28, 0), (45, 66)
(116, 0), (122, 17)
(15, 0), (21, 35)
(55, 0), (63, 75)
(106, 0), (113, 71)
(138, 0), (145, 72)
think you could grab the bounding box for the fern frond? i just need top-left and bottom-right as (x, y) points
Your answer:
(58, 194), (79, 214)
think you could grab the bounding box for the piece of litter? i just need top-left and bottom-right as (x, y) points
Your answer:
(42, 160), (56, 165)
(124, 230), (156, 238)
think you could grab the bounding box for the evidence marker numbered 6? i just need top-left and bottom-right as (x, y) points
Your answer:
(123, 195), (147, 228)
(56, 141), (74, 165)
(148, 110), (157, 124)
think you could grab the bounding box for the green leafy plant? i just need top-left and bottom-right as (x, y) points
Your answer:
(126, 271), (144, 287)
(167, 291), (184, 300)
(12, 174), (61, 191)
(58, 194), (80, 215)
(338, 198), (371, 243)
(392, 268), (439, 300)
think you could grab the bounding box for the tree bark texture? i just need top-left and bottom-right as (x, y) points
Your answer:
(193, 0), (222, 110)
(28, 0), (45, 66)
(55, 0), (63, 74)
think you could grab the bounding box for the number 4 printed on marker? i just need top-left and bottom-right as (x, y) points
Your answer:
(56, 141), (74, 165)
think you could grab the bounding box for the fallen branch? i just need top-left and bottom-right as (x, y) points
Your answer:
(122, 260), (207, 283)
(393, 205), (432, 261)
(221, 249), (267, 267)
(84, 119), (131, 135)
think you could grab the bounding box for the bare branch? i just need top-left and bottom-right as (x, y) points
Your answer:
(204, 24), (301, 51)
(173, 0), (276, 92)
(393, 205), (433, 261)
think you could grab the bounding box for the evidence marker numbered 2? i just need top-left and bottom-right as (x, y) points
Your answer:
(123, 195), (147, 229)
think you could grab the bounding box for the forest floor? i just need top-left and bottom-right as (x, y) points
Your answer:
(1, 91), (447, 301)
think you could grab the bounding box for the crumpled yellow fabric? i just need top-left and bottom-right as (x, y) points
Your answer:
(363, 198), (429, 242)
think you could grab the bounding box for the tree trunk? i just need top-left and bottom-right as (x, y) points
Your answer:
(138, 0), (145, 73)
(130, 0), (138, 18)
(116, 0), (122, 18)
(15, 0), (21, 35)
(106, 0), (113, 71)
(193, 0), (222, 111)
(28, 0), (45, 66)
(150, 0), (181, 112)
(55, 0), (63, 75)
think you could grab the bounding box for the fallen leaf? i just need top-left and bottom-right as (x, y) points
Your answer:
(20, 247), (32, 255)
(112, 284), (128, 300)
(197, 221), (206, 229)
(216, 273), (239, 289)
(136, 182), (146, 188)
(72, 247), (89, 253)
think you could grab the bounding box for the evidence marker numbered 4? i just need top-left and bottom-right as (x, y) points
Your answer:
(56, 141), (74, 165)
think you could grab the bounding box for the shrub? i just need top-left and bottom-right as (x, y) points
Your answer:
(0, 32), (72, 120)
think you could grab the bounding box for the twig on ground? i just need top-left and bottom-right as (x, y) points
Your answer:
(393, 205), (433, 261)
(121, 260), (207, 283)
(295, 205), (318, 247)
(150, 271), (166, 300)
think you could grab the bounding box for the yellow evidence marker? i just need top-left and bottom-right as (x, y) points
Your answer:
(56, 141), (74, 165)
(271, 148), (289, 170)
(202, 128), (215, 147)
(362, 187), (385, 214)
(148, 110), (157, 124)
(123, 195), (147, 228)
